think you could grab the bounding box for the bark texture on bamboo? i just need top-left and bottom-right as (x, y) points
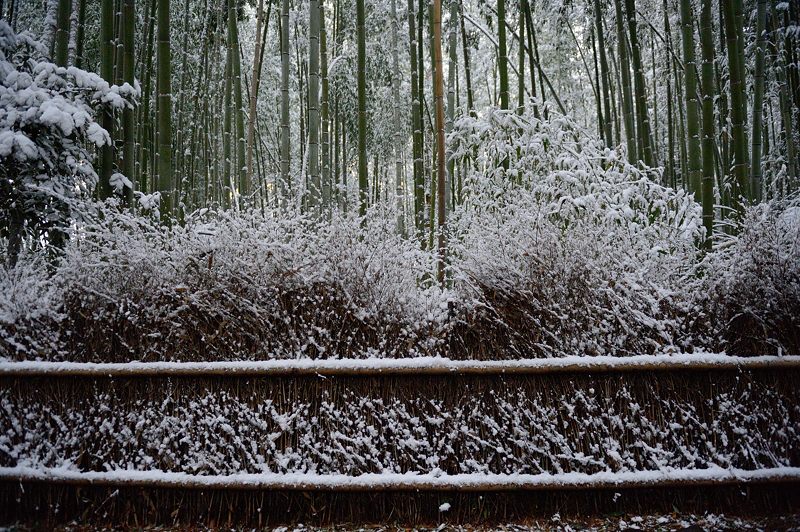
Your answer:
(156, 0), (173, 220)
(356, 0), (368, 217)
(680, 0), (701, 196)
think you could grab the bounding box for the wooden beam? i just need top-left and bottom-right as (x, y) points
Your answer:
(0, 355), (798, 378)
(1, 466), (798, 492)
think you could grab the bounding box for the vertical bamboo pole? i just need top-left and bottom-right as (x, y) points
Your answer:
(700, 0), (715, 245)
(156, 0), (173, 220)
(433, 0), (447, 284)
(750, 0), (768, 201)
(280, 0), (291, 203)
(614, 0), (637, 163)
(356, 0), (368, 217)
(309, 0), (321, 208)
(680, 0), (701, 195)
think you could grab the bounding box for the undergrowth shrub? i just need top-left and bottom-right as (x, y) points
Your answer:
(0, 106), (797, 361)
(47, 207), (449, 362)
(694, 201), (800, 356)
(446, 107), (702, 358)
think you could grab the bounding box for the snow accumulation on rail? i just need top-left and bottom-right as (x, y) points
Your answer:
(2, 466), (799, 491)
(1, 353), (799, 377)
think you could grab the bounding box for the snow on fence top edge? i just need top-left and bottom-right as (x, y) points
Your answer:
(1, 466), (799, 491)
(1, 353), (799, 377)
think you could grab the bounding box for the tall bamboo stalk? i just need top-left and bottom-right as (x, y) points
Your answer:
(497, 0), (508, 111)
(280, 0), (291, 203)
(623, 0), (653, 166)
(156, 0), (173, 220)
(409, 0), (425, 236)
(174, 0), (191, 204)
(356, 0), (368, 217)
(700, 0), (715, 245)
(121, 0), (135, 205)
(231, 12), (246, 203)
(772, 0), (797, 192)
(614, 0), (637, 163)
(53, 0), (70, 66)
(390, 0), (405, 232)
(321, 0), (331, 209)
(446, 0), (457, 211)
(99, 0), (115, 199)
(459, 0), (474, 116)
(138, 0), (156, 193)
(432, 0), (446, 284)
(74, 0), (86, 68)
(750, 0), (768, 202)
(680, 0), (701, 195)
(308, 0), (321, 208)
(723, 0), (750, 206)
(594, 0), (612, 147)
(246, 0), (266, 191)
(664, 0), (675, 188)
(223, 32), (233, 208)
(591, 27), (604, 141)
(420, 0), (429, 220)
(517, 5), (525, 114)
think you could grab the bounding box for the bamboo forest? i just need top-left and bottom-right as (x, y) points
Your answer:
(1, 0), (800, 528)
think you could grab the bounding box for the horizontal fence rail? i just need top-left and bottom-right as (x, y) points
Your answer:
(1, 354), (799, 378)
(2, 466), (800, 492)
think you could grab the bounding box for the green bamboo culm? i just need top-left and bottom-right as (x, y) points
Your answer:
(750, 0), (768, 202)
(722, 0), (750, 208)
(320, 0), (331, 209)
(521, 0), (540, 118)
(460, 0), (475, 116)
(679, 0), (701, 196)
(99, 0), (115, 199)
(223, 31), (233, 209)
(390, 0), (405, 232)
(74, 0), (86, 69)
(156, 0), (173, 221)
(408, 0), (425, 237)
(446, 0), (457, 211)
(230, 0), (247, 203)
(121, 0), (135, 205)
(613, 0), (636, 164)
(594, 0), (613, 148)
(623, 0), (654, 166)
(280, 0), (291, 205)
(663, 0), (675, 188)
(53, 0), (70, 66)
(497, 0), (508, 171)
(432, 0), (447, 285)
(308, 0), (321, 209)
(771, 0), (797, 192)
(699, 0), (715, 247)
(138, 0), (157, 195)
(497, 0), (508, 111)
(356, 0), (368, 218)
(417, 0), (426, 223)
(517, 4), (525, 115)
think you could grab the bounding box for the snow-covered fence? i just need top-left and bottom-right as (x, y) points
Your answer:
(1, 355), (799, 524)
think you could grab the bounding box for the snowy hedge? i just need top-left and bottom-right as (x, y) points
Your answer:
(1, 107), (799, 361)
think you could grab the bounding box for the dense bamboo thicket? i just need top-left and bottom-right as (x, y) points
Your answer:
(3, 0), (799, 258)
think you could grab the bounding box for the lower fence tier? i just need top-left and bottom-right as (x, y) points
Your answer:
(1, 368), (798, 524)
(2, 477), (799, 526)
